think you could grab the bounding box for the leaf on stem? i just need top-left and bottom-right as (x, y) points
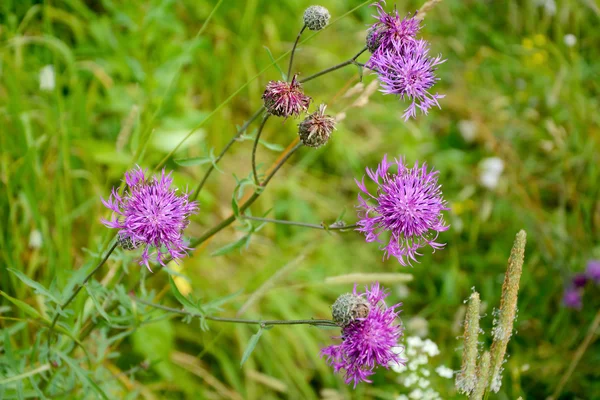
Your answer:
(240, 327), (264, 367)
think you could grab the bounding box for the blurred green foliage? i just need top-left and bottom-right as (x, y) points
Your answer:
(1, 0), (599, 398)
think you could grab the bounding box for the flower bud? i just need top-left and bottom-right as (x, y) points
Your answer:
(366, 29), (383, 53)
(298, 104), (335, 148)
(119, 235), (142, 251)
(303, 5), (330, 31)
(331, 293), (371, 327)
(262, 75), (311, 118)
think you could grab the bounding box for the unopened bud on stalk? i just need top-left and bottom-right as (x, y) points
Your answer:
(303, 6), (330, 31)
(298, 104), (336, 148)
(331, 293), (371, 327)
(118, 235), (142, 251)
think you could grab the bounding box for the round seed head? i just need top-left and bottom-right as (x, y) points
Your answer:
(331, 293), (371, 327)
(298, 104), (336, 148)
(303, 5), (330, 31)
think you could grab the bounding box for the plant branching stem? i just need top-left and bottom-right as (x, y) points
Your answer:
(48, 240), (119, 341)
(300, 46), (368, 83)
(191, 107), (265, 201)
(287, 24), (306, 80)
(251, 114), (270, 184)
(242, 215), (358, 231)
(131, 296), (337, 328)
(189, 143), (302, 248)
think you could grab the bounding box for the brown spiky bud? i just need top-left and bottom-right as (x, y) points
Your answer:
(298, 104), (336, 148)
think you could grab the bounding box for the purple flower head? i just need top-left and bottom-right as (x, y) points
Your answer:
(367, 1), (421, 55)
(262, 74), (311, 118)
(369, 40), (445, 121)
(586, 260), (600, 284)
(101, 166), (199, 271)
(572, 273), (589, 289)
(355, 155), (449, 265)
(321, 282), (404, 387)
(562, 287), (582, 310)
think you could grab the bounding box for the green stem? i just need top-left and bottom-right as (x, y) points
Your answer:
(191, 107), (265, 202)
(243, 215), (357, 231)
(189, 143), (302, 248)
(48, 240), (118, 341)
(287, 24), (307, 80)
(131, 296), (337, 328)
(300, 46), (368, 83)
(251, 114), (270, 185)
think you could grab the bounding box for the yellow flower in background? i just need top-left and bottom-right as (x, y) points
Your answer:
(533, 34), (546, 47)
(522, 38), (534, 49)
(169, 261), (192, 296)
(531, 51), (548, 65)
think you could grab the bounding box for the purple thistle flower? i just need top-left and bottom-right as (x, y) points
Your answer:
(321, 282), (405, 387)
(355, 155), (449, 265)
(562, 287), (583, 310)
(262, 74), (311, 118)
(572, 273), (589, 289)
(101, 166), (199, 271)
(366, 1), (421, 55)
(586, 260), (600, 284)
(369, 40), (446, 121)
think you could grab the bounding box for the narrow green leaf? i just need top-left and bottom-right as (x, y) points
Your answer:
(0, 291), (42, 319)
(258, 139), (284, 152)
(356, 63), (363, 82)
(232, 195), (239, 218)
(210, 235), (248, 257)
(168, 276), (197, 310)
(84, 285), (111, 322)
(8, 268), (61, 303)
(240, 328), (263, 367)
(174, 156), (213, 166)
(263, 46), (286, 81)
(57, 352), (109, 400)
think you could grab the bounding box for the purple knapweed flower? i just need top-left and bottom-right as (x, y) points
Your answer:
(262, 74), (311, 118)
(355, 155), (449, 265)
(586, 260), (600, 284)
(369, 40), (445, 121)
(562, 287), (583, 310)
(572, 273), (589, 289)
(321, 282), (404, 387)
(101, 166), (199, 271)
(366, 1), (421, 55)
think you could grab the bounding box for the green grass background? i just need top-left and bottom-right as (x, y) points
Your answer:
(1, 0), (600, 398)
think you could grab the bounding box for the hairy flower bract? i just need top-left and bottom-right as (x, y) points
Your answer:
(102, 166), (199, 271)
(262, 74), (311, 118)
(355, 155), (449, 265)
(321, 282), (404, 387)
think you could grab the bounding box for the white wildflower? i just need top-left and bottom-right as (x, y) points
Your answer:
(458, 120), (477, 142)
(435, 365), (454, 379)
(39, 65), (55, 91)
(28, 229), (43, 249)
(479, 157), (504, 189)
(563, 34), (576, 47)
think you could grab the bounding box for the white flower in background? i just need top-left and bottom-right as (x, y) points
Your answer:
(479, 157), (504, 190)
(535, 0), (556, 15)
(28, 229), (43, 249)
(39, 65), (55, 91)
(435, 365), (454, 379)
(391, 336), (448, 400)
(458, 120), (477, 142)
(563, 34), (577, 47)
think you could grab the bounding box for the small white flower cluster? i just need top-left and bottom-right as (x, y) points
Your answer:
(390, 337), (454, 400)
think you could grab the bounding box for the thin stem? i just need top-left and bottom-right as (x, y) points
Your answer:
(549, 309), (600, 400)
(251, 114), (270, 185)
(300, 46), (368, 84)
(191, 107), (265, 202)
(189, 143), (302, 248)
(243, 215), (358, 231)
(48, 240), (118, 340)
(131, 296), (337, 328)
(287, 24), (307, 80)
